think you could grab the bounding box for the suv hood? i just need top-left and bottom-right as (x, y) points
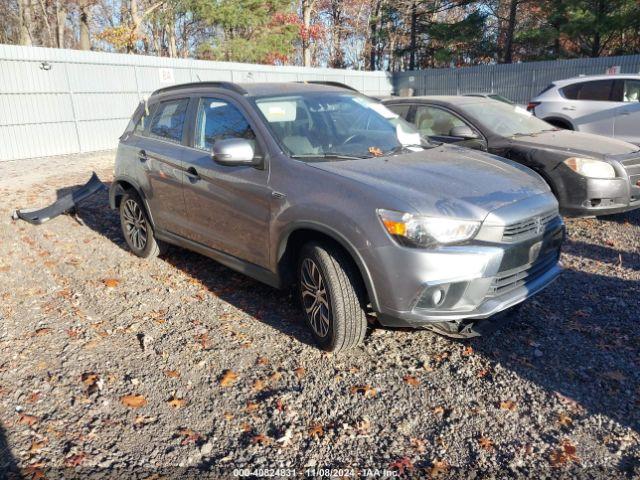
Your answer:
(505, 129), (639, 158)
(307, 145), (549, 221)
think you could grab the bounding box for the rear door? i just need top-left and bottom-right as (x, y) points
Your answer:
(136, 97), (191, 237)
(560, 80), (617, 136)
(180, 95), (271, 268)
(613, 78), (640, 145)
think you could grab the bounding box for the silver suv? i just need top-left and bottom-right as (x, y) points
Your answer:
(529, 74), (640, 145)
(110, 82), (564, 351)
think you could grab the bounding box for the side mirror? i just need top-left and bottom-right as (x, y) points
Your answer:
(449, 125), (479, 140)
(212, 138), (258, 166)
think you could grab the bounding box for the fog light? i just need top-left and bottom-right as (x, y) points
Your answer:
(432, 288), (445, 306)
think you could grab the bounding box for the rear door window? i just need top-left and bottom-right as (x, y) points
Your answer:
(623, 79), (640, 102)
(148, 98), (190, 143)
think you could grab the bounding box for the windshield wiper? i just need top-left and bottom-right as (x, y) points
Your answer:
(290, 152), (372, 160)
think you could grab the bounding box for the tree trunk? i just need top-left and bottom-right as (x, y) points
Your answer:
(502, 0), (518, 63)
(19, 0), (33, 46)
(301, 0), (313, 67)
(56, 0), (66, 48)
(409, 1), (417, 70)
(369, 0), (382, 71)
(78, 1), (91, 50)
(166, 22), (177, 58)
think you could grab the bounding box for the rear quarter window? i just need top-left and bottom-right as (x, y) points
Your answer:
(561, 80), (614, 101)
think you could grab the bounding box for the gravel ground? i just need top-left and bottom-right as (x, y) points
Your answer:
(0, 152), (638, 478)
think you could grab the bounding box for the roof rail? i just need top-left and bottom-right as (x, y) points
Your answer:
(297, 80), (359, 92)
(152, 81), (247, 96)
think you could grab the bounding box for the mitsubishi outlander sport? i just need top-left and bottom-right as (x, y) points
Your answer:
(110, 82), (564, 351)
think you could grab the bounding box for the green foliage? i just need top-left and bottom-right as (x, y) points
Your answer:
(192, 0), (298, 63)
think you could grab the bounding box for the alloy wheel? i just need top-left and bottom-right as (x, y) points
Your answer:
(300, 258), (331, 338)
(122, 199), (148, 251)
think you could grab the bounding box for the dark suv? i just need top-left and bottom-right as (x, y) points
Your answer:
(110, 82), (564, 351)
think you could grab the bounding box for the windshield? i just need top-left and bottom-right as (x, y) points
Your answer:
(254, 92), (429, 160)
(460, 101), (555, 137)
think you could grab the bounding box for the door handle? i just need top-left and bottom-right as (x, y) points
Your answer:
(186, 166), (200, 180)
(562, 106), (576, 111)
(138, 149), (148, 162)
(620, 111), (631, 115)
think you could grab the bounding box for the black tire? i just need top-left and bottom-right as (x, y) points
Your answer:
(298, 242), (368, 352)
(119, 192), (166, 259)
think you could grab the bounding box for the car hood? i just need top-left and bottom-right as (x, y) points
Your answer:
(503, 129), (639, 159)
(307, 145), (550, 221)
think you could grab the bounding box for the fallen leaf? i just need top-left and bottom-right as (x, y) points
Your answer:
(350, 385), (377, 398)
(428, 459), (449, 477)
(477, 368), (491, 378)
(389, 457), (414, 474)
(256, 357), (269, 366)
(134, 415), (156, 426)
(308, 424), (324, 439)
(462, 345), (474, 356)
(403, 375), (419, 386)
(26, 392), (41, 403)
(410, 437), (426, 453)
(30, 439), (47, 453)
(294, 367), (306, 379)
(102, 278), (120, 288)
(178, 428), (201, 445)
(245, 401), (259, 413)
(270, 371), (283, 383)
(432, 405), (447, 416)
(220, 370), (238, 387)
(499, 400), (517, 411)
(164, 369), (180, 378)
(33, 328), (51, 336)
(276, 398), (285, 412)
(81, 372), (99, 395)
(251, 379), (266, 393)
(549, 439), (579, 467)
(478, 437), (494, 451)
(251, 433), (271, 445)
(65, 453), (86, 467)
(223, 412), (234, 421)
(167, 397), (186, 408)
(18, 413), (39, 426)
(558, 413), (573, 427)
(121, 395), (147, 408)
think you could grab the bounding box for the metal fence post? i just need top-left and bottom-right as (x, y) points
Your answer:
(63, 62), (82, 154)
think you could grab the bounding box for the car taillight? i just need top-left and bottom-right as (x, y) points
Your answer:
(527, 102), (540, 112)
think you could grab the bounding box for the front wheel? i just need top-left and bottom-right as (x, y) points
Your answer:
(119, 192), (166, 259)
(298, 242), (368, 352)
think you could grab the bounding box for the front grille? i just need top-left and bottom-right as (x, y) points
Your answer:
(502, 211), (559, 242)
(488, 252), (558, 298)
(621, 156), (640, 191)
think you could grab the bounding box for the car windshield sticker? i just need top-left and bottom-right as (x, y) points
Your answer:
(257, 101), (297, 122)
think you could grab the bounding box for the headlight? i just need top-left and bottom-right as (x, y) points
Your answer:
(563, 157), (616, 179)
(377, 209), (480, 248)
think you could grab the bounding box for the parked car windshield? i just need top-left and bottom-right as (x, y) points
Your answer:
(459, 101), (556, 137)
(254, 92), (429, 160)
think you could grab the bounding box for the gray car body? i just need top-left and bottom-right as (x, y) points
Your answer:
(383, 96), (640, 217)
(529, 74), (640, 145)
(110, 82), (563, 329)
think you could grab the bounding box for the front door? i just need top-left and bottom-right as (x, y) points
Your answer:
(413, 105), (487, 150)
(181, 96), (271, 268)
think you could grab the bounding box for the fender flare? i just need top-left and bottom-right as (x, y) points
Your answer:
(542, 116), (575, 130)
(276, 220), (380, 311)
(109, 175), (157, 229)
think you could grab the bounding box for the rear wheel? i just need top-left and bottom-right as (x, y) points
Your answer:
(119, 192), (166, 258)
(298, 242), (367, 352)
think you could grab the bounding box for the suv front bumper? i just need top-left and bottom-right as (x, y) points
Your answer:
(372, 218), (564, 329)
